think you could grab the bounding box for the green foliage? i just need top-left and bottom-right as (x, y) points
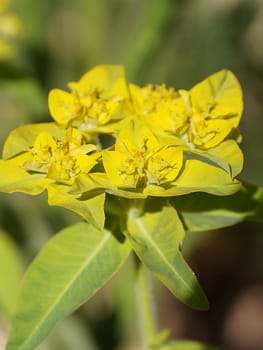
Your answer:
(6, 222), (130, 350)
(127, 205), (208, 310)
(171, 182), (263, 232)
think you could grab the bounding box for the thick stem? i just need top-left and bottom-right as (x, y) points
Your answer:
(134, 256), (158, 349)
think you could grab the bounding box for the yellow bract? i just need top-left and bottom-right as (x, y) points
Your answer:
(130, 70), (242, 150)
(23, 128), (98, 185)
(0, 124), (100, 195)
(0, 65), (244, 226)
(129, 83), (180, 115)
(103, 120), (183, 190)
(48, 65), (133, 135)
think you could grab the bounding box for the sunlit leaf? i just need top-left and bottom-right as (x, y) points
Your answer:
(47, 184), (106, 231)
(7, 222), (131, 350)
(127, 205), (208, 310)
(0, 155), (51, 195)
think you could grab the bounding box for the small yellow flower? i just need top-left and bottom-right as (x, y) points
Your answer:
(0, 124), (100, 195)
(0, 123), (106, 229)
(103, 119), (183, 191)
(130, 70), (243, 150)
(129, 83), (180, 115)
(23, 128), (98, 185)
(48, 65), (133, 135)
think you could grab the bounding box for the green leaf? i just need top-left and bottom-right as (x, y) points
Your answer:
(160, 340), (219, 350)
(0, 229), (24, 320)
(170, 183), (263, 232)
(47, 184), (106, 231)
(127, 205), (208, 310)
(6, 222), (131, 350)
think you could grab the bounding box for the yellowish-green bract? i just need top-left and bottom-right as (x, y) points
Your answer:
(0, 65), (244, 229)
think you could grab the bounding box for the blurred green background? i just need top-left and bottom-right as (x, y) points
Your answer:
(1, 0), (263, 349)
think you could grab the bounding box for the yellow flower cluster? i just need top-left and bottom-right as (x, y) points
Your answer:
(23, 128), (98, 185)
(0, 65), (244, 227)
(48, 66), (132, 136)
(0, 0), (21, 60)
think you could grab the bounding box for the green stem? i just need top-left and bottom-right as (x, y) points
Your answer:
(134, 256), (158, 349)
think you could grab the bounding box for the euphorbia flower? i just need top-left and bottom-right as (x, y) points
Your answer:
(0, 123), (105, 229)
(0, 66), (244, 227)
(130, 70), (243, 150)
(102, 119), (240, 198)
(102, 119), (242, 198)
(129, 83), (180, 116)
(103, 119), (183, 190)
(0, 125), (99, 191)
(23, 127), (98, 185)
(48, 65), (133, 136)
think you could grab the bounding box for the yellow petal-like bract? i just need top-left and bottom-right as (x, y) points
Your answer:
(0, 65), (244, 226)
(130, 70), (242, 150)
(103, 119), (184, 191)
(48, 65), (133, 134)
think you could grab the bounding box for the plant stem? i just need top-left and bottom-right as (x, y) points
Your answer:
(134, 256), (158, 349)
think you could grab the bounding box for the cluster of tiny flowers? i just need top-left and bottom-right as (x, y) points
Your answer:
(0, 65), (244, 225)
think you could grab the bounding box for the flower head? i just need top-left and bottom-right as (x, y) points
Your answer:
(130, 70), (243, 150)
(129, 83), (180, 115)
(0, 124), (99, 195)
(48, 65), (133, 135)
(23, 128), (98, 185)
(0, 66), (244, 227)
(103, 119), (183, 193)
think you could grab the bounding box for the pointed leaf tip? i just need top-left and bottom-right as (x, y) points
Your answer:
(127, 205), (208, 310)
